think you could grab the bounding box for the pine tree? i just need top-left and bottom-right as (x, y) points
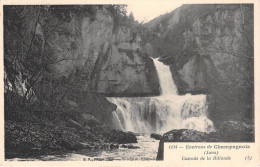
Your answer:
(129, 12), (135, 21)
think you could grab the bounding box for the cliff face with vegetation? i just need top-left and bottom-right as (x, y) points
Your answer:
(145, 4), (254, 126)
(4, 5), (159, 158)
(5, 5), (159, 97)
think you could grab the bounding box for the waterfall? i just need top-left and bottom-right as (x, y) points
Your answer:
(152, 58), (178, 95)
(107, 58), (214, 133)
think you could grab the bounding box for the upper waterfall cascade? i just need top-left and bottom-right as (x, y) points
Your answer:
(107, 58), (214, 133)
(152, 58), (178, 95)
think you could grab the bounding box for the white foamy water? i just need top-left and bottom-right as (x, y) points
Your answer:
(107, 58), (215, 133)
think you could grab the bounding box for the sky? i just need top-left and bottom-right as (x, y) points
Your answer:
(126, 1), (182, 23)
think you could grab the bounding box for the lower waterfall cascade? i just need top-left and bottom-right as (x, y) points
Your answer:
(107, 58), (215, 133)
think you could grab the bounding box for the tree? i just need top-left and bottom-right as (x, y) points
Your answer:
(4, 5), (80, 121)
(129, 12), (135, 21)
(105, 5), (127, 32)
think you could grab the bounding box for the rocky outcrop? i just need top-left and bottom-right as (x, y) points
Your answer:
(156, 121), (254, 160)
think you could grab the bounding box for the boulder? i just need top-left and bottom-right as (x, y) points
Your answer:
(64, 99), (78, 110)
(120, 144), (139, 149)
(108, 130), (138, 144)
(66, 119), (82, 129)
(127, 144), (140, 149)
(162, 129), (207, 142)
(120, 144), (128, 148)
(157, 129), (208, 160)
(81, 114), (100, 127)
(150, 133), (163, 140)
(109, 143), (119, 149)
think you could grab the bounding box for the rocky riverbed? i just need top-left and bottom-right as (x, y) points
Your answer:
(7, 134), (159, 161)
(5, 118), (137, 159)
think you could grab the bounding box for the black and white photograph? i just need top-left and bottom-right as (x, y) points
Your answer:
(3, 2), (255, 162)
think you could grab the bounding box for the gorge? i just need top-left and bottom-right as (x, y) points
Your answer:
(4, 4), (254, 161)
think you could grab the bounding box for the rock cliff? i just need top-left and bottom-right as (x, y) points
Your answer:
(39, 6), (160, 96)
(145, 4), (254, 126)
(146, 4), (253, 93)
